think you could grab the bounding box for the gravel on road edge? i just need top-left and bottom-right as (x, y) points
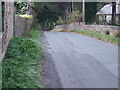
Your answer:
(41, 32), (62, 88)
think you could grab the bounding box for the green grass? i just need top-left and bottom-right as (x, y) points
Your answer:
(2, 24), (43, 88)
(70, 30), (120, 46)
(24, 30), (42, 45)
(23, 23), (42, 43)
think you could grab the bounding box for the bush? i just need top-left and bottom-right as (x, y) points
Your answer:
(14, 1), (29, 15)
(104, 30), (110, 35)
(56, 16), (65, 25)
(2, 37), (43, 88)
(66, 10), (81, 24)
(70, 29), (77, 32)
(69, 30), (119, 45)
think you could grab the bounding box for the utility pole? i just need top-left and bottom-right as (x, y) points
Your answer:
(82, 0), (85, 23)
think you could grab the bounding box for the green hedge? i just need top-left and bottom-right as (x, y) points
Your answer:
(2, 37), (43, 88)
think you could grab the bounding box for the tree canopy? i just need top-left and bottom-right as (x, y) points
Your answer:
(33, 2), (110, 30)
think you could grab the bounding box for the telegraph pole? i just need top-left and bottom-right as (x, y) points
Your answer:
(82, 0), (85, 23)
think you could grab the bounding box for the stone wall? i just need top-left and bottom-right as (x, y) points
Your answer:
(0, 2), (37, 62)
(0, 2), (14, 61)
(14, 6), (37, 37)
(53, 22), (120, 36)
(0, 32), (2, 61)
(14, 15), (32, 37)
(0, 2), (37, 61)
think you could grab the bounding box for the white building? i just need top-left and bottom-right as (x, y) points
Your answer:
(96, 2), (120, 23)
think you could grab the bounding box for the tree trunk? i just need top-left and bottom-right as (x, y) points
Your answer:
(70, 2), (74, 12)
(112, 2), (116, 24)
(118, 2), (120, 24)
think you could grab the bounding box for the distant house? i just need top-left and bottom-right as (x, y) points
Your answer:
(96, 2), (120, 23)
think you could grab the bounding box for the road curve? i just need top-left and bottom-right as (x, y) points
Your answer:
(43, 31), (118, 88)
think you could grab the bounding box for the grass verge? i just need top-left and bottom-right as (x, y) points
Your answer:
(2, 24), (43, 88)
(70, 30), (120, 46)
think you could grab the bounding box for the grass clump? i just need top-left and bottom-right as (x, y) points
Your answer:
(23, 24), (42, 45)
(70, 30), (120, 46)
(2, 24), (43, 88)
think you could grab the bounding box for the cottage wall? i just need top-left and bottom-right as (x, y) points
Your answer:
(98, 14), (120, 24)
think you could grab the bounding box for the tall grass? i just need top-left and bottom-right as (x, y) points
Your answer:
(2, 24), (43, 88)
(70, 30), (120, 46)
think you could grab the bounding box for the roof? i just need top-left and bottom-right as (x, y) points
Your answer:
(97, 3), (120, 15)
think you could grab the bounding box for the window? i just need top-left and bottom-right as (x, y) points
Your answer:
(102, 15), (106, 23)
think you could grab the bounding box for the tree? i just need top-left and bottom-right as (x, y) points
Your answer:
(37, 5), (58, 30)
(14, 1), (29, 14)
(112, 2), (116, 24)
(85, 2), (97, 23)
(34, 2), (69, 30)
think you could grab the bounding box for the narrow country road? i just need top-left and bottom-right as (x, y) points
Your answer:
(43, 31), (118, 88)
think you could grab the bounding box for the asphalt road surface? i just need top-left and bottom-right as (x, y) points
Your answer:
(43, 31), (118, 88)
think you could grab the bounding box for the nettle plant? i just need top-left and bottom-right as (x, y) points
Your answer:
(14, 1), (29, 15)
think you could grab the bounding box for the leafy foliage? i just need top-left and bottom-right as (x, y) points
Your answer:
(73, 2), (82, 13)
(97, 2), (108, 11)
(85, 2), (97, 23)
(34, 2), (113, 27)
(36, 5), (59, 30)
(104, 30), (110, 35)
(66, 10), (81, 24)
(14, 1), (29, 14)
(56, 16), (65, 25)
(35, 2), (67, 30)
